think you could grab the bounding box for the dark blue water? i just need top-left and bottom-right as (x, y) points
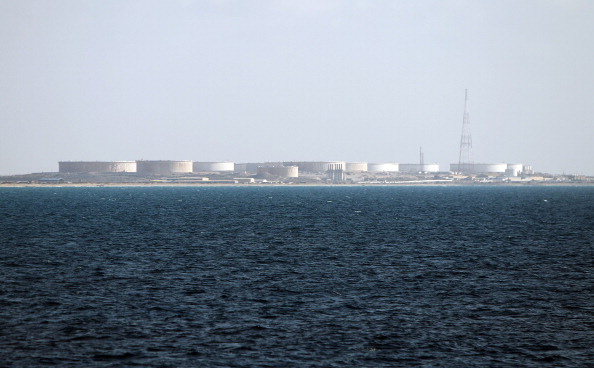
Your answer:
(1, 186), (593, 367)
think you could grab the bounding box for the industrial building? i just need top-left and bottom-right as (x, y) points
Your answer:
(136, 160), (193, 175)
(284, 161), (346, 173)
(506, 164), (524, 177)
(59, 161), (136, 173)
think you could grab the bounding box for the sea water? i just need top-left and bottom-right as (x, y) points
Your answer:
(1, 186), (593, 367)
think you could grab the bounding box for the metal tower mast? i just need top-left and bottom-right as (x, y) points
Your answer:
(419, 146), (424, 165)
(458, 89), (473, 173)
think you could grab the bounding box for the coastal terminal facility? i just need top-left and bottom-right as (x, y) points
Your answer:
(46, 92), (547, 184)
(58, 160), (533, 177)
(56, 160), (534, 183)
(59, 160), (444, 177)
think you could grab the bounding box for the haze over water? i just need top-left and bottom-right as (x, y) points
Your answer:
(1, 186), (593, 367)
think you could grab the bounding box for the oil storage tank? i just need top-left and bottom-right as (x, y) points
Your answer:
(345, 162), (368, 172)
(235, 163), (263, 174)
(193, 162), (235, 172)
(473, 163), (507, 174)
(506, 163), (524, 176)
(450, 163), (507, 174)
(257, 166), (299, 178)
(136, 160), (193, 175)
(367, 163), (399, 172)
(59, 161), (136, 173)
(399, 163), (440, 173)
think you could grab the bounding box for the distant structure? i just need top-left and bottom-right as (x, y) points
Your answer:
(399, 147), (440, 173)
(345, 162), (368, 172)
(450, 163), (506, 174)
(283, 161), (346, 173)
(449, 162), (532, 176)
(457, 89), (473, 173)
(193, 162), (235, 172)
(53, 91), (535, 179)
(136, 160), (193, 175)
(367, 163), (399, 172)
(506, 164), (524, 177)
(234, 163), (262, 174)
(59, 161), (136, 173)
(448, 90), (531, 176)
(257, 165), (299, 178)
(400, 163), (440, 173)
(327, 163), (344, 182)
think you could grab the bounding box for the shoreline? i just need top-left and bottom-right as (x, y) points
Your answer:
(2, 181), (593, 188)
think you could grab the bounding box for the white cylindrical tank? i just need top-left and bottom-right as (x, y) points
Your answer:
(235, 163), (263, 174)
(193, 162), (235, 172)
(274, 166), (298, 178)
(506, 163), (524, 177)
(345, 162), (368, 172)
(474, 163), (507, 173)
(234, 163), (247, 173)
(367, 163), (399, 172)
(399, 164), (440, 173)
(450, 163), (507, 173)
(59, 161), (137, 173)
(257, 166), (299, 178)
(136, 160), (193, 175)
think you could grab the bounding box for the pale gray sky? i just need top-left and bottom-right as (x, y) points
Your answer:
(1, 0), (593, 175)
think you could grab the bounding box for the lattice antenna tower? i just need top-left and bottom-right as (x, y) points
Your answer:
(458, 89), (473, 172)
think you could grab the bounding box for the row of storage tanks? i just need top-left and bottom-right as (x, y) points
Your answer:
(449, 163), (531, 176)
(281, 162), (529, 176)
(58, 160), (439, 178)
(59, 161), (530, 177)
(59, 161), (441, 176)
(282, 162), (440, 173)
(59, 161), (301, 178)
(59, 161), (235, 175)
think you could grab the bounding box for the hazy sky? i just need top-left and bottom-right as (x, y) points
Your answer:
(1, 0), (593, 175)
